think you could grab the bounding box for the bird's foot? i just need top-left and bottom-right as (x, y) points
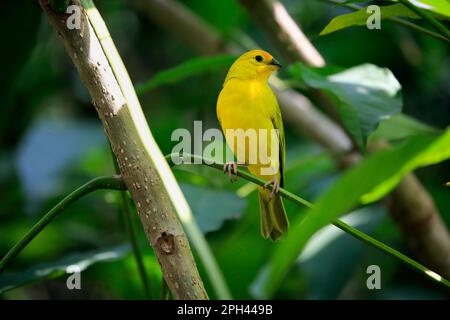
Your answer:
(263, 177), (280, 200)
(223, 162), (238, 182)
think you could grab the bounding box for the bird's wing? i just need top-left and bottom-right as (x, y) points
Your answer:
(271, 104), (285, 188)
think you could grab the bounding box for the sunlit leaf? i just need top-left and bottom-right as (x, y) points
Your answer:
(252, 129), (450, 298)
(320, 4), (419, 36)
(391, 0), (450, 18)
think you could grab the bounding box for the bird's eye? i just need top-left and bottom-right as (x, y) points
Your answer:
(255, 55), (263, 62)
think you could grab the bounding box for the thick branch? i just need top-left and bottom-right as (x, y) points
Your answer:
(39, 0), (207, 299)
(239, 0), (325, 67)
(239, 0), (450, 278)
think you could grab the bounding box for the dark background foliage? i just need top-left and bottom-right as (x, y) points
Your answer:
(0, 0), (449, 299)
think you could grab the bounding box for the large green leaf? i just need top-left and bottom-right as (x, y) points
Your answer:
(0, 244), (130, 293)
(288, 63), (402, 149)
(252, 129), (450, 298)
(320, 4), (420, 36)
(181, 184), (246, 233)
(369, 113), (440, 141)
(135, 55), (236, 95)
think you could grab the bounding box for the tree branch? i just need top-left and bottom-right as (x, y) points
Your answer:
(38, 0), (208, 299)
(239, 0), (325, 67)
(238, 0), (450, 279)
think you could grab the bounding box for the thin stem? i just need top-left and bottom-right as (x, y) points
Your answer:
(160, 279), (170, 300)
(332, 220), (447, 286)
(320, 0), (450, 43)
(398, 0), (450, 40)
(119, 192), (152, 299)
(110, 149), (152, 300)
(388, 16), (450, 43)
(0, 176), (126, 273)
(165, 153), (450, 289)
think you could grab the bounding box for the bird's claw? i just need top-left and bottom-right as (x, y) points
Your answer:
(263, 178), (280, 200)
(223, 162), (238, 182)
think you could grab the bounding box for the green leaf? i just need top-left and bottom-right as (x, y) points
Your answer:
(0, 244), (130, 293)
(135, 55), (236, 95)
(320, 4), (420, 36)
(392, 0), (450, 18)
(369, 113), (441, 141)
(288, 63), (402, 149)
(181, 184), (246, 233)
(338, 0), (373, 4)
(362, 131), (450, 203)
(252, 129), (450, 298)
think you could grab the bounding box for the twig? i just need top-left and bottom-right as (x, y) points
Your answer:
(398, 0), (450, 40)
(0, 176), (126, 273)
(389, 17), (450, 43)
(321, 0), (450, 43)
(165, 153), (450, 290)
(119, 192), (152, 299)
(160, 279), (170, 300)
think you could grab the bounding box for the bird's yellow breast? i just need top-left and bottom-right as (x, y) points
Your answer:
(217, 78), (280, 179)
(217, 79), (277, 130)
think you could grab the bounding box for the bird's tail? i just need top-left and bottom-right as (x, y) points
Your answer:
(258, 189), (289, 241)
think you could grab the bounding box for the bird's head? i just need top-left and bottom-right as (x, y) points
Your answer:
(224, 50), (282, 83)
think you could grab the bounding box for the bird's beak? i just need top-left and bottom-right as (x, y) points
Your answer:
(267, 58), (282, 68)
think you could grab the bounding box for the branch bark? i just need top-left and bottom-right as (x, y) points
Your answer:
(238, 0), (450, 278)
(39, 0), (208, 299)
(239, 0), (325, 67)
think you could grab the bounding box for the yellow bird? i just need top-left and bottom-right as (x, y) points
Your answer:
(216, 50), (288, 241)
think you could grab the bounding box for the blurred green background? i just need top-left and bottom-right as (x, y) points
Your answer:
(0, 0), (449, 299)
